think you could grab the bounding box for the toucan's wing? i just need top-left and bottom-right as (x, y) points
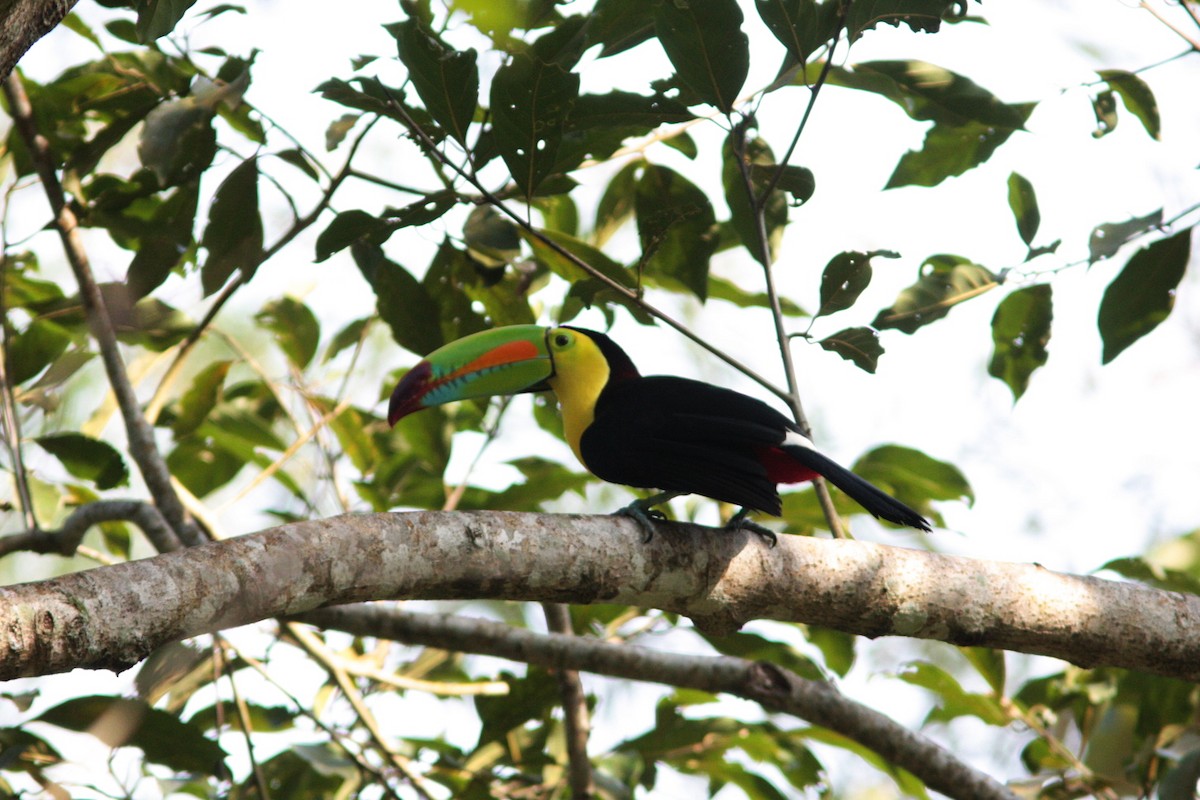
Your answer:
(578, 376), (790, 514)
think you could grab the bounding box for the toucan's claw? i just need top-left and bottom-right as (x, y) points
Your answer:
(726, 507), (778, 548)
(614, 491), (682, 542)
(615, 503), (663, 543)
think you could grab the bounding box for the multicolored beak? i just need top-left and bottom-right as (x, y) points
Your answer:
(387, 325), (553, 426)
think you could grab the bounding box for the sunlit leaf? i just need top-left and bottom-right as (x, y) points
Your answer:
(701, 630), (825, 681)
(1006, 171), (1039, 247)
(897, 661), (1009, 726)
(708, 276), (806, 316)
(1098, 228), (1190, 364)
(1097, 69), (1160, 140)
(853, 444), (973, 517)
(873, 254), (998, 333)
(7, 319), (73, 385)
(35, 433), (129, 490)
(173, 360), (232, 436)
(988, 284), (1052, 401)
(1087, 209), (1163, 264)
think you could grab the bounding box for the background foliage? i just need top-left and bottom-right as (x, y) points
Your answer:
(1, 0), (1198, 797)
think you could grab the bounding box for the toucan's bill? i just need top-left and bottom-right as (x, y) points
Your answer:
(387, 324), (552, 425)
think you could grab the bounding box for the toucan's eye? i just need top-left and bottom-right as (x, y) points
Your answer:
(553, 332), (571, 348)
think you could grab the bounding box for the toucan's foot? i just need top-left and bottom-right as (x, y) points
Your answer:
(726, 507), (777, 547)
(614, 491), (682, 542)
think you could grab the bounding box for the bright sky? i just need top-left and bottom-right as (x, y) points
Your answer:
(7, 1), (1200, 797)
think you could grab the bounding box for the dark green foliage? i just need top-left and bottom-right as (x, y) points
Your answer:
(1098, 229), (1191, 364)
(34, 433), (129, 489)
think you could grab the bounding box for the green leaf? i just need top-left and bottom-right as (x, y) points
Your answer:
(1159, 748), (1200, 800)
(818, 327), (884, 373)
(708, 276), (806, 315)
(135, 0), (198, 42)
(1091, 88), (1118, 138)
(1097, 69), (1160, 140)
(231, 748), (349, 798)
(1006, 171), (1039, 247)
(846, 0), (967, 39)
(806, 627), (856, 677)
(392, 18), (479, 145)
(887, 114), (1032, 189)
(475, 669), (560, 747)
(588, 0), (656, 57)
(872, 254), (998, 333)
(173, 360), (232, 436)
(817, 250), (897, 317)
(489, 20), (584, 198)
(352, 242), (445, 356)
(1098, 228), (1191, 364)
(324, 317), (371, 363)
(635, 163), (718, 300)
(256, 297), (320, 370)
(137, 96), (217, 186)
(989, 284), (1052, 401)
(35, 433), (129, 490)
(961, 647), (1006, 695)
(464, 206), (521, 267)
(200, 156), (262, 295)
(809, 61), (1033, 188)
(1088, 209), (1163, 264)
(37, 695), (226, 774)
(7, 319), (73, 385)
(897, 661), (1009, 726)
(755, 0), (841, 68)
(722, 133), (787, 266)
(766, 164), (815, 205)
(315, 210), (392, 262)
(701, 630), (825, 681)
(654, 0), (749, 113)
(594, 159), (641, 247)
(853, 444), (974, 518)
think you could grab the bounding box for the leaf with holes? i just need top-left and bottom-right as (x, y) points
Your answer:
(873, 255), (998, 333)
(392, 19), (479, 145)
(819, 327), (884, 373)
(817, 251), (897, 317)
(989, 284), (1052, 401)
(654, 0), (748, 113)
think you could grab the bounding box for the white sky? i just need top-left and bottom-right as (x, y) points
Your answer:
(4, 1), (1200, 797)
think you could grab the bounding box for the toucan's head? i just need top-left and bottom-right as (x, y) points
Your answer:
(387, 324), (639, 426)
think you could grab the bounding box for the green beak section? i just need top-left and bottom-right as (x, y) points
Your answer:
(388, 325), (552, 425)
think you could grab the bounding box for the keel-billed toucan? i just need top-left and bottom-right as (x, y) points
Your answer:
(388, 325), (931, 533)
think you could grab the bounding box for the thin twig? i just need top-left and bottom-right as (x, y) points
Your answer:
(286, 623), (438, 800)
(379, 86), (789, 403)
(213, 638), (271, 800)
(728, 11), (850, 537)
(2, 73), (204, 548)
(1140, 1), (1200, 50)
(301, 605), (1018, 800)
(543, 603), (594, 799)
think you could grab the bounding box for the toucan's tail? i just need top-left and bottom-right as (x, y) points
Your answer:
(781, 442), (932, 532)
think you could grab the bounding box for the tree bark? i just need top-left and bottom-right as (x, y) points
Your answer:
(0, 0), (77, 79)
(1, 510), (1197, 681)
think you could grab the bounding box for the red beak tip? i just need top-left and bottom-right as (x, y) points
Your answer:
(387, 360), (433, 427)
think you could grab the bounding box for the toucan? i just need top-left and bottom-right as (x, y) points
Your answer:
(387, 325), (931, 534)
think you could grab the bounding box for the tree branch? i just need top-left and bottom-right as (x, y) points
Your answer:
(2, 72), (205, 547)
(1, 510), (1198, 683)
(0, 0), (76, 80)
(0, 499), (179, 557)
(299, 605), (1017, 800)
(542, 602), (594, 799)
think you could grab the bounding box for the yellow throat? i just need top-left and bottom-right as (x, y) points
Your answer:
(545, 328), (611, 465)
